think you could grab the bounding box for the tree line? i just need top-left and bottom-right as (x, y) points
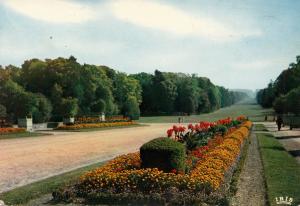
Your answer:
(0, 56), (247, 123)
(256, 55), (300, 115)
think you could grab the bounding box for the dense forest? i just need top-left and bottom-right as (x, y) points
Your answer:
(0, 56), (247, 122)
(256, 55), (300, 114)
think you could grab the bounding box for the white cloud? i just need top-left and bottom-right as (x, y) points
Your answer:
(109, 0), (262, 41)
(1, 0), (262, 41)
(2, 0), (96, 23)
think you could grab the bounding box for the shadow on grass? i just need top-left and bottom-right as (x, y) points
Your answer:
(260, 146), (286, 151)
(289, 150), (300, 157)
(258, 133), (273, 138)
(276, 135), (300, 140)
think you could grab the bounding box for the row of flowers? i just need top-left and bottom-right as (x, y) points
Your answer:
(190, 123), (251, 188)
(75, 116), (130, 124)
(57, 121), (137, 130)
(167, 116), (246, 139)
(77, 120), (252, 195)
(0, 127), (26, 135)
(167, 116), (247, 151)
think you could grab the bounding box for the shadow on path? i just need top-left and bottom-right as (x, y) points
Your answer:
(276, 135), (300, 140)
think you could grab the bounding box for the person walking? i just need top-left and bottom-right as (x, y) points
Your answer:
(276, 116), (283, 131)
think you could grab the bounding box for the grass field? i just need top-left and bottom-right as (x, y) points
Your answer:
(0, 161), (105, 205)
(257, 131), (300, 206)
(0, 132), (50, 140)
(138, 103), (273, 123)
(254, 124), (269, 131)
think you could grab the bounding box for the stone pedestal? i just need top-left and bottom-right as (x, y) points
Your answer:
(18, 117), (33, 131)
(100, 112), (105, 122)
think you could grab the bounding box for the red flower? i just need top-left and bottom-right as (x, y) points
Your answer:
(172, 125), (178, 132)
(188, 124), (194, 130)
(167, 129), (174, 137)
(170, 169), (177, 174)
(199, 121), (211, 130)
(194, 124), (200, 131)
(178, 126), (186, 132)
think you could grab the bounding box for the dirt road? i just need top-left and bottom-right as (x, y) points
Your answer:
(0, 124), (173, 193)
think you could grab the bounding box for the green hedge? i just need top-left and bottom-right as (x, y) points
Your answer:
(140, 137), (186, 173)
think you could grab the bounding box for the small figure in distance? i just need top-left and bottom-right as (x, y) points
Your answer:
(276, 115), (283, 131)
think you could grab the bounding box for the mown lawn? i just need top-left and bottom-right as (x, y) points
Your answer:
(138, 103), (273, 123)
(255, 124), (269, 131)
(0, 161), (105, 205)
(257, 132), (300, 206)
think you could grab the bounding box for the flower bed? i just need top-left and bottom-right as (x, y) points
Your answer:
(0, 127), (26, 135)
(56, 121), (137, 130)
(53, 117), (252, 205)
(75, 116), (130, 124)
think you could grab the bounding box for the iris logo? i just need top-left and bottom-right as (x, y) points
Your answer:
(0, 200), (5, 206)
(275, 196), (293, 205)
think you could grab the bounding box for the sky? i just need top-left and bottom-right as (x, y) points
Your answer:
(0, 0), (300, 90)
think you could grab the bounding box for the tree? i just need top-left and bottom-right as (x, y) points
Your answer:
(130, 73), (155, 114)
(153, 70), (177, 113)
(123, 96), (140, 120)
(0, 104), (6, 117)
(31, 94), (52, 123)
(175, 78), (197, 114)
(207, 87), (221, 111)
(285, 87), (300, 115)
(113, 73), (142, 117)
(273, 95), (287, 114)
(197, 90), (210, 113)
(1, 56), (247, 120)
(59, 98), (79, 118)
(257, 55), (300, 111)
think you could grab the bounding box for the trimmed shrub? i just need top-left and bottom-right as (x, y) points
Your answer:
(140, 137), (186, 173)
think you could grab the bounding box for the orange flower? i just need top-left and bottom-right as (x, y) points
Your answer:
(76, 121), (252, 194)
(0, 127), (26, 134)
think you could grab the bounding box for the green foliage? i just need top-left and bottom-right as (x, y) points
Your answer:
(273, 95), (287, 114)
(273, 86), (300, 115)
(257, 133), (300, 206)
(0, 79), (51, 122)
(0, 104), (6, 117)
(214, 125), (228, 136)
(257, 55), (300, 113)
(112, 72), (142, 117)
(59, 97), (79, 117)
(31, 94), (52, 123)
(0, 56), (247, 121)
(123, 96), (140, 120)
(185, 134), (208, 151)
(132, 71), (247, 115)
(140, 137), (186, 173)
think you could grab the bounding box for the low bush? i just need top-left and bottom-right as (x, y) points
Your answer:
(47, 122), (59, 128)
(140, 137), (186, 173)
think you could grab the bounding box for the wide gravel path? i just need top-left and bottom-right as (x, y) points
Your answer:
(0, 124), (172, 193)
